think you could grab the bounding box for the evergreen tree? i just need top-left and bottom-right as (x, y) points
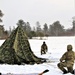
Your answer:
(0, 10), (4, 38)
(43, 23), (48, 36)
(36, 21), (42, 36)
(36, 21), (41, 32)
(26, 22), (31, 32)
(17, 19), (25, 27)
(0, 10), (4, 22)
(50, 21), (64, 36)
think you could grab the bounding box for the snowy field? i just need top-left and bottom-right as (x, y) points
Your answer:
(0, 36), (75, 75)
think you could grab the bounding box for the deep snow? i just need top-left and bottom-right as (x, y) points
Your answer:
(0, 36), (75, 75)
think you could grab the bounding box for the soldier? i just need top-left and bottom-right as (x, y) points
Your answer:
(57, 44), (75, 74)
(41, 41), (48, 55)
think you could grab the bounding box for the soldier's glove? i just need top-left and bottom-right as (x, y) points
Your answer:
(39, 69), (49, 75)
(38, 69), (49, 75)
(43, 69), (49, 73)
(60, 59), (65, 62)
(60, 59), (62, 62)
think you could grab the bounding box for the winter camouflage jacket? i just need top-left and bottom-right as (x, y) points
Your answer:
(60, 50), (75, 65)
(41, 43), (48, 51)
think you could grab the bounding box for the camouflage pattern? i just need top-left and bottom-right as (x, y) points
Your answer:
(57, 45), (75, 73)
(0, 25), (46, 65)
(41, 42), (48, 55)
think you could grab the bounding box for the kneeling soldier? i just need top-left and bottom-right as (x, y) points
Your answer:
(57, 44), (75, 74)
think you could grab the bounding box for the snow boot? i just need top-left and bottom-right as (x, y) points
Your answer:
(0, 73), (2, 75)
(71, 70), (74, 74)
(63, 70), (68, 74)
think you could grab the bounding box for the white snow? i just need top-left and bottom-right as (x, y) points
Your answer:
(0, 36), (75, 75)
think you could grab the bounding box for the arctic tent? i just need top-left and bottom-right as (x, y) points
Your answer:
(0, 25), (46, 65)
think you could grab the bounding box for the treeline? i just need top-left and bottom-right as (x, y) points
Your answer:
(0, 10), (9, 39)
(0, 10), (75, 39)
(15, 19), (75, 38)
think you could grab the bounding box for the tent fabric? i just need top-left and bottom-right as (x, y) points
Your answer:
(0, 26), (46, 65)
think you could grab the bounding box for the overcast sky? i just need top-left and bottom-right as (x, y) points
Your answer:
(0, 0), (75, 30)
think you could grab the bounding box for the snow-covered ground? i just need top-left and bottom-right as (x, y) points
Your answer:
(0, 36), (75, 75)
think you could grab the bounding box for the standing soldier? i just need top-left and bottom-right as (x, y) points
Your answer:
(57, 44), (75, 74)
(41, 41), (48, 55)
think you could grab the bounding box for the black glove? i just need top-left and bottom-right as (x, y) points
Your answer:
(43, 69), (49, 73)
